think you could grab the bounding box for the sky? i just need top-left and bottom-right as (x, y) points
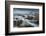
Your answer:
(13, 8), (39, 16)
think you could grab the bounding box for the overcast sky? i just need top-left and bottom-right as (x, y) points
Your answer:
(13, 8), (39, 16)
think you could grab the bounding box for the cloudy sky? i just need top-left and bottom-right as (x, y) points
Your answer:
(13, 8), (39, 16)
